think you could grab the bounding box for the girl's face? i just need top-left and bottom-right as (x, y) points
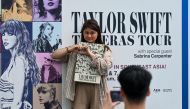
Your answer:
(43, 57), (52, 66)
(44, 25), (53, 36)
(43, 0), (59, 11)
(83, 28), (98, 43)
(2, 32), (17, 50)
(37, 85), (52, 104)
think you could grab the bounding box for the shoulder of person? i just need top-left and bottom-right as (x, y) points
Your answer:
(51, 100), (62, 109)
(15, 55), (25, 63)
(34, 38), (40, 41)
(13, 55), (26, 71)
(33, 13), (40, 19)
(33, 13), (46, 21)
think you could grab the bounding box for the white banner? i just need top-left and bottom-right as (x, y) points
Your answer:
(62, 0), (183, 109)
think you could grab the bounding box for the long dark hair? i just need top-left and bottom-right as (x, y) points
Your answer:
(81, 19), (103, 44)
(0, 19), (40, 86)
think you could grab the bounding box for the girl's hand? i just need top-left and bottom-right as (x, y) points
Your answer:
(103, 91), (120, 109)
(69, 44), (83, 52)
(78, 46), (96, 59)
(76, 45), (88, 55)
(82, 46), (91, 56)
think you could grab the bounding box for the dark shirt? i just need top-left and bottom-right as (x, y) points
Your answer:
(41, 65), (62, 83)
(33, 37), (52, 52)
(44, 100), (62, 109)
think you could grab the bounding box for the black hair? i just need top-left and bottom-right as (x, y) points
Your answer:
(118, 65), (152, 103)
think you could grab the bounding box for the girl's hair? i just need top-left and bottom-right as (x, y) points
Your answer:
(38, 0), (62, 21)
(38, 22), (54, 38)
(0, 19), (41, 86)
(49, 84), (56, 100)
(81, 19), (103, 44)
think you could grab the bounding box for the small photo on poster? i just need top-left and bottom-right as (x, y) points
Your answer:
(32, 22), (62, 53)
(1, 21), (32, 72)
(35, 53), (62, 83)
(1, 0), (32, 21)
(33, 0), (62, 22)
(33, 83), (62, 109)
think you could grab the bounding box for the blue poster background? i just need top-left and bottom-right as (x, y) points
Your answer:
(182, 0), (188, 108)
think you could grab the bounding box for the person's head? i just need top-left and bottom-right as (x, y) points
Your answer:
(0, 19), (30, 53)
(1, 32), (17, 50)
(38, 0), (61, 20)
(81, 19), (103, 44)
(43, 56), (53, 66)
(39, 22), (54, 38)
(118, 65), (152, 104)
(37, 84), (56, 104)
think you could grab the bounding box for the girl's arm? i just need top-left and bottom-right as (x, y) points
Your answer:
(51, 44), (81, 59)
(51, 47), (69, 59)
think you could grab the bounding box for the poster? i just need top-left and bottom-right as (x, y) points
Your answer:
(33, 83), (62, 109)
(0, 0), (63, 109)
